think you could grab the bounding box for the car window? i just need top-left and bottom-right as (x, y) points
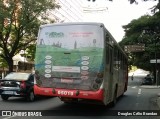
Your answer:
(4, 73), (30, 81)
(147, 78), (152, 81)
(145, 78), (152, 81)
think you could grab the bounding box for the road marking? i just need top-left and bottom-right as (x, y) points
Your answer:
(135, 102), (139, 106)
(138, 88), (141, 95)
(132, 86), (137, 88)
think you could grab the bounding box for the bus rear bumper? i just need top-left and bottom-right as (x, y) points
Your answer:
(34, 85), (104, 101)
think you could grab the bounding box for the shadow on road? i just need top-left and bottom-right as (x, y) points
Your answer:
(0, 96), (55, 103)
(41, 95), (128, 116)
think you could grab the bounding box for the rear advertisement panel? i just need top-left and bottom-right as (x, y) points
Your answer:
(35, 24), (104, 90)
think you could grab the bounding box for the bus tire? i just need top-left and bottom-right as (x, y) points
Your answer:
(27, 90), (35, 102)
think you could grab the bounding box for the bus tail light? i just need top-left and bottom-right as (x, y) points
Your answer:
(92, 83), (99, 90)
(95, 78), (103, 84)
(97, 72), (103, 78)
(92, 72), (103, 90)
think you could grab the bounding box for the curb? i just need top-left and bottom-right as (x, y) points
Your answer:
(140, 85), (160, 89)
(157, 94), (160, 109)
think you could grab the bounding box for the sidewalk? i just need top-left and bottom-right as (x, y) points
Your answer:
(157, 93), (160, 109)
(140, 85), (160, 89)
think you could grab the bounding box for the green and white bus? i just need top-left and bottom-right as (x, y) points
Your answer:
(34, 22), (128, 106)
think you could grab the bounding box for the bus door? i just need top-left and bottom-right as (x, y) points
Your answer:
(107, 45), (114, 101)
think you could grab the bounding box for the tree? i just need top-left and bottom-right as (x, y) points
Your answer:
(0, 0), (59, 72)
(87, 0), (160, 13)
(119, 12), (160, 71)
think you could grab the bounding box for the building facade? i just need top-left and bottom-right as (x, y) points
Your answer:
(82, 0), (108, 22)
(48, 0), (108, 23)
(49, 0), (84, 23)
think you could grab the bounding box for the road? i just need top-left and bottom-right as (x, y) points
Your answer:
(0, 76), (160, 119)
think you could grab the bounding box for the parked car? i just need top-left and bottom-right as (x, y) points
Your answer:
(141, 74), (153, 85)
(0, 72), (35, 101)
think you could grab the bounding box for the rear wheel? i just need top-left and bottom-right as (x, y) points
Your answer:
(1, 95), (9, 101)
(27, 90), (35, 102)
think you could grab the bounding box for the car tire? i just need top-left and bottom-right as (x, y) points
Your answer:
(27, 90), (35, 102)
(1, 95), (9, 101)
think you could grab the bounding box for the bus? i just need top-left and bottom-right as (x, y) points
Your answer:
(34, 22), (128, 106)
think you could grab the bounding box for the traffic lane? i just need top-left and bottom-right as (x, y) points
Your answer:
(0, 96), (58, 110)
(0, 97), (122, 115)
(39, 87), (159, 117)
(115, 86), (160, 110)
(1, 78), (160, 119)
(0, 75), (143, 110)
(0, 92), (159, 119)
(0, 91), (133, 111)
(128, 76), (160, 110)
(128, 76), (144, 87)
(0, 94), (138, 119)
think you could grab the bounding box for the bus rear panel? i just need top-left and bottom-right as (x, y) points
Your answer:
(34, 22), (128, 105)
(34, 23), (105, 102)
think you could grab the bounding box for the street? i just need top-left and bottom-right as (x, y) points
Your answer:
(0, 1), (160, 119)
(0, 76), (160, 119)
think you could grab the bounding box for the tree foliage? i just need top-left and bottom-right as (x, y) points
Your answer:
(89, 0), (160, 13)
(0, 0), (59, 72)
(119, 12), (160, 71)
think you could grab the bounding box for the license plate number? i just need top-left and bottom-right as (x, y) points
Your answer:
(57, 91), (74, 96)
(3, 91), (14, 94)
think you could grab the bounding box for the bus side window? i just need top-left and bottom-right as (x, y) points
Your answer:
(117, 51), (120, 69)
(106, 34), (109, 43)
(106, 44), (109, 64)
(120, 53), (122, 69)
(106, 42), (113, 72)
(109, 47), (113, 73)
(114, 46), (118, 70)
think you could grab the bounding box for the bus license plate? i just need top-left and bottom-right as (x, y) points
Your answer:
(57, 91), (74, 96)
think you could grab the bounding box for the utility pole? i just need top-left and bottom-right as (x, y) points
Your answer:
(155, 39), (158, 86)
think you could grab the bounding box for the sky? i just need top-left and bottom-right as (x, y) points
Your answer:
(83, 0), (158, 42)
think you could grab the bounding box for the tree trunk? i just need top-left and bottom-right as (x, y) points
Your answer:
(6, 57), (14, 73)
(158, 0), (160, 11)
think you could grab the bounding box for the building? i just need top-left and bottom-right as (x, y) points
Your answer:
(82, 0), (108, 22)
(49, 0), (84, 23)
(47, 0), (108, 23)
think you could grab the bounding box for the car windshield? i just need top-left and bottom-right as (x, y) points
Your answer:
(4, 72), (30, 80)
(145, 78), (152, 81)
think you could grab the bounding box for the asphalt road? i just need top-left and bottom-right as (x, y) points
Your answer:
(0, 76), (160, 119)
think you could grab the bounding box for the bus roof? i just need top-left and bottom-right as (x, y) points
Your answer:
(39, 22), (105, 28)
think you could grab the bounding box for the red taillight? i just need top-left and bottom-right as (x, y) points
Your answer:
(97, 72), (103, 78)
(20, 81), (26, 89)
